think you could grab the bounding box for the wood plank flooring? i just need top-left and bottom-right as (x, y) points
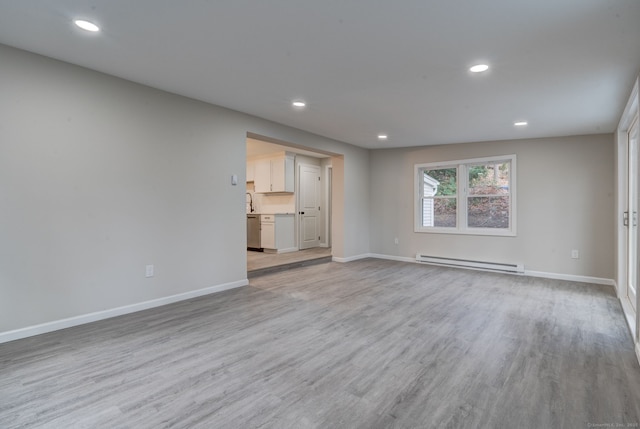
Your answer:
(1, 259), (640, 428)
(247, 247), (332, 272)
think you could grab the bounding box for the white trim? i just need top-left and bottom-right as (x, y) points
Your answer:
(616, 75), (640, 346)
(415, 154), (516, 170)
(618, 77), (639, 131)
(616, 129), (629, 299)
(412, 227), (517, 237)
(0, 279), (248, 344)
(621, 294), (637, 340)
(524, 270), (615, 287)
(324, 164), (332, 249)
(332, 253), (373, 263)
(264, 246), (299, 254)
(368, 253), (415, 263)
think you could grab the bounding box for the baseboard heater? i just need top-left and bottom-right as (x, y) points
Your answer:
(415, 254), (524, 274)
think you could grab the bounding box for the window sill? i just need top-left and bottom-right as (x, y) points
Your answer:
(414, 227), (517, 237)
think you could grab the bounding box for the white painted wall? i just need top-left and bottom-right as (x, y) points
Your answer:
(0, 44), (370, 333)
(369, 135), (615, 279)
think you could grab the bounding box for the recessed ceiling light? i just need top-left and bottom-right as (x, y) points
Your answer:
(514, 121), (528, 126)
(469, 64), (489, 73)
(74, 19), (100, 32)
(378, 134), (388, 140)
(292, 101), (306, 108)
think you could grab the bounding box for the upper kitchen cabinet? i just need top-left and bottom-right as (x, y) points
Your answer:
(246, 159), (255, 182)
(253, 152), (295, 193)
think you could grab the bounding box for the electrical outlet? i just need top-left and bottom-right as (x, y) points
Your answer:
(394, 237), (399, 245)
(571, 250), (579, 259)
(145, 265), (154, 277)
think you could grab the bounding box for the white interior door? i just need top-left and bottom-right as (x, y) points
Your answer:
(299, 164), (321, 250)
(628, 117), (639, 311)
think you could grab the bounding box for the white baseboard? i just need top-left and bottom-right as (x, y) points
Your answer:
(332, 253), (374, 263)
(524, 270), (615, 287)
(368, 253), (416, 263)
(276, 247), (298, 254)
(0, 279), (248, 345)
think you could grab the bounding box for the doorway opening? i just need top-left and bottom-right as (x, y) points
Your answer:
(245, 134), (338, 275)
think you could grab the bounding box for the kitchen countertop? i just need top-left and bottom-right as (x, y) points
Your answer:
(247, 212), (295, 215)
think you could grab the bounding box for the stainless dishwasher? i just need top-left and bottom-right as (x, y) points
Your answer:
(247, 214), (262, 251)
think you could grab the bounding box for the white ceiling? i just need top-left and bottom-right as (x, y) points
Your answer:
(0, 1), (638, 149)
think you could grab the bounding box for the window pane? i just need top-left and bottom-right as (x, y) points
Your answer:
(468, 196), (509, 228)
(424, 168), (456, 197)
(432, 198), (456, 227)
(468, 162), (509, 195)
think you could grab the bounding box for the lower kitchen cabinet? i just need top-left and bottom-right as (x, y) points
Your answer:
(261, 214), (295, 253)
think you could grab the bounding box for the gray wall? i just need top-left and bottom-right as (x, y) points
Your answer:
(369, 134), (615, 279)
(0, 44), (370, 332)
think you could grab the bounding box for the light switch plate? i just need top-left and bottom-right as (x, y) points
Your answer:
(231, 174), (238, 185)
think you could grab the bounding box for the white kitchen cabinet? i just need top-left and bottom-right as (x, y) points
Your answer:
(261, 214), (295, 253)
(246, 159), (255, 182)
(253, 152), (294, 193)
(254, 159), (272, 193)
(260, 216), (275, 249)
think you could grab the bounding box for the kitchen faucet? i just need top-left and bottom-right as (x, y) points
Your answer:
(246, 192), (254, 213)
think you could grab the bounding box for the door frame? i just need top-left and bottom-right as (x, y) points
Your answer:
(616, 76), (639, 346)
(628, 116), (639, 313)
(324, 165), (332, 248)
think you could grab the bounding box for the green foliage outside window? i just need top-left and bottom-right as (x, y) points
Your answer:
(424, 168), (456, 196)
(468, 165), (488, 184)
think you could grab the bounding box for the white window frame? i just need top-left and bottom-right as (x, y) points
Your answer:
(414, 154), (517, 236)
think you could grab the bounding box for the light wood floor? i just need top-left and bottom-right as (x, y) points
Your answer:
(2, 259), (640, 428)
(247, 247), (332, 272)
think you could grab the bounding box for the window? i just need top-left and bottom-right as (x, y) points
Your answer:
(415, 155), (516, 236)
